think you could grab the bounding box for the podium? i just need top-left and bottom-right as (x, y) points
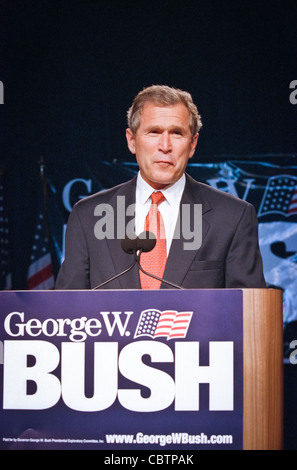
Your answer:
(0, 288), (283, 450)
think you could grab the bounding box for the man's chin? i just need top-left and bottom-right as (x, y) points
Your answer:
(149, 176), (176, 190)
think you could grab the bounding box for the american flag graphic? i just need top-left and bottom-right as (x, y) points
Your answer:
(27, 211), (55, 290)
(134, 309), (193, 340)
(258, 175), (297, 217)
(0, 183), (12, 289)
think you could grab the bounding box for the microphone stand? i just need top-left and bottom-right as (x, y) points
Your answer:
(92, 258), (137, 290)
(135, 250), (183, 290)
(93, 244), (183, 290)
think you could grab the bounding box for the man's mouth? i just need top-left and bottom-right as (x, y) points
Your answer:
(155, 160), (174, 166)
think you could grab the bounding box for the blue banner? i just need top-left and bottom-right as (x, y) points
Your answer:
(0, 289), (243, 450)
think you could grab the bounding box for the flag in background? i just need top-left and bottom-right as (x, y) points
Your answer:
(26, 210), (55, 290)
(0, 181), (12, 289)
(27, 158), (55, 290)
(258, 175), (297, 217)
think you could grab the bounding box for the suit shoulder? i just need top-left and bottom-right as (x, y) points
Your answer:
(72, 177), (136, 211)
(187, 175), (251, 209)
(201, 181), (249, 206)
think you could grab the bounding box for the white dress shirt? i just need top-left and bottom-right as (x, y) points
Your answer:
(135, 172), (185, 255)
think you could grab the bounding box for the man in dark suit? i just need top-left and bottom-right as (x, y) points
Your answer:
(56, 85), (266, 290)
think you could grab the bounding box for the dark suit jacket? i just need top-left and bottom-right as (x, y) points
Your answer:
(55, 173), (266, 289)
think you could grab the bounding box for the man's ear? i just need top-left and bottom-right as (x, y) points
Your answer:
(189, 133), (199, 160)
(126, 128), (136, 154)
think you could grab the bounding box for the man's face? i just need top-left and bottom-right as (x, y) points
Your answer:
(126, 102), (198, 189)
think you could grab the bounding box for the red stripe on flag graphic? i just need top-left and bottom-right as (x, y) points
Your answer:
(134, 309), (193, 340)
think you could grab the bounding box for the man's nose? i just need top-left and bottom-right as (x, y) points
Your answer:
(158, 132), (172, 152)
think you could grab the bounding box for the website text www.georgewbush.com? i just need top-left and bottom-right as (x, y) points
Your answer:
(105, 431), (233, 446)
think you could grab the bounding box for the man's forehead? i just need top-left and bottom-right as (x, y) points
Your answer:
(140, 102), (190, 122)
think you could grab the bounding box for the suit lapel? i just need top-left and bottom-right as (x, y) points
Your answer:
(162, 174), (212, 288)
(105, 177), (141, 288)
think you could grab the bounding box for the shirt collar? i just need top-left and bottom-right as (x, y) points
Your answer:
(136, 172), (185, 206)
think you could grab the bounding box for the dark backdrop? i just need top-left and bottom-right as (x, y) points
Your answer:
(0, 0), (297, 449)
(1, 0), (296, 163)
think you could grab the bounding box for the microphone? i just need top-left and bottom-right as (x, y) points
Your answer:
(93, 231), (182, 290)
(121, 231), (156, 254)
(93, 232), (156, 289)
(135, 231), (183, 290)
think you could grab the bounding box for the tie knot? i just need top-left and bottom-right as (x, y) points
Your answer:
(150, 191), (165, 206)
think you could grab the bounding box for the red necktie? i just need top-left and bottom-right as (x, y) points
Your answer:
(140, 191), (167, 289)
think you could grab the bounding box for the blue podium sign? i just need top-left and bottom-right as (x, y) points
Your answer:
(0, 289), (243, 450)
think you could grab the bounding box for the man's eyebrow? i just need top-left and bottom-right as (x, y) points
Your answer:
(146, 125), (186, 133)
(146, 125), (163, 131)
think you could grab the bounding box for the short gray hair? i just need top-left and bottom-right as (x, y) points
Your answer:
(127, 85), (203, 137)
